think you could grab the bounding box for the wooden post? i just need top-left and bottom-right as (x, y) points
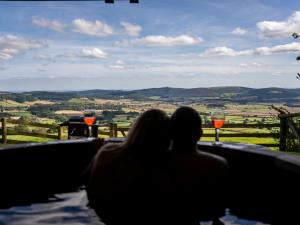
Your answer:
(279, 117), (288, 151)
(92, 125), (99, 138)
(113, 123), (118, 138)
(121, 130), (126, 137)
(1, 118), (7, 144)
(109, 123), (114, 138)
(58, 125), (63, 140)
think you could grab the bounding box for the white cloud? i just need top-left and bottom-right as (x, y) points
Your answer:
(34, 54), (51, 60)
(116, 60), (125, 65)
(32, 17), (67, 32)
(80, 48), (107, 59)
(73, 18), (114, 37)
(33, 54), (56, 62)
(0, 35), (46, 60)
(109, 65), (125, 69)
(257, 11), (300, 38)
(252, 62), (262, 67)
(121, 21), (142, 37)
(239, 62), (264, 68)
(117, 35), (203, 47)
(200, 46), (252, 57)
(80, 48), (108, 59)
(232, 27), (247, 35)
(109, 60), (127, 69)
(254, 42), (300, 55)
(58, 48), (108, 59)
(200, 42), (300, 57)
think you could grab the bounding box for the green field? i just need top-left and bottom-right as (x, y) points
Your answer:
(1, 99), (295, 151)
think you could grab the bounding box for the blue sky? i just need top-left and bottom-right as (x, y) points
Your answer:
(0, 0), (300, 91)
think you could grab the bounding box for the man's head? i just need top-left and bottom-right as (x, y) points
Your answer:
(171, 106), (203, 149)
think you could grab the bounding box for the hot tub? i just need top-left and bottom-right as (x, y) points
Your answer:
(0, 139), (299, 225)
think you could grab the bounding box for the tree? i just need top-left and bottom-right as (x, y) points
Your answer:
(292, 32), (300, 80)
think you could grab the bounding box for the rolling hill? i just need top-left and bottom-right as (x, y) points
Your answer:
(0, 87), (300, 104)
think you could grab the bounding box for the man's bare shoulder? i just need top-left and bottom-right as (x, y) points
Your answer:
(195, 150), (227, 164)
(168, 149), (228, 176)
(194, 150), (229, 175)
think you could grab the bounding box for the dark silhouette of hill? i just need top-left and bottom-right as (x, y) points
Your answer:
(1, 87), (300, 104)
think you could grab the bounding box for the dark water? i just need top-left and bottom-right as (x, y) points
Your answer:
(0, 190), (268, 225)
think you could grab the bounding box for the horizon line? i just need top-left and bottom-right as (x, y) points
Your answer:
(1, 86), (300, 93)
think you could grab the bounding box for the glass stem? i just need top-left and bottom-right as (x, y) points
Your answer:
(88, 126), (92, 137)
(215, 128), (220, 142)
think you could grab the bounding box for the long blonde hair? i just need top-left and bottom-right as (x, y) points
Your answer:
(122, 109), (171, 157)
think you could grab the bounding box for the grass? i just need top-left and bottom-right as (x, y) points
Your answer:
(114, 121), (132, 127)
(24, 100), (54, 105)
(0, 102), (288, 152)
(6, 111), (32, 117)
(2, 119), (280, 147)
(6, 135), (55, 143)
(200, 136), (277, 145)
(68, 98), (94, 104)
(0, 100), (27, 107)
(149, 96), (161, 100)
(93, 126), (279, 150)
(36, 118), (57, 124)
(201, 127), (279, 150)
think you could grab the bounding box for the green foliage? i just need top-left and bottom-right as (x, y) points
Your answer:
(286, 136), (300, 152)
(2, 87), (300, 104)
(1, 89), (297, 151)
(28, 102), (122, 114)
(25, 91), (77, 101)
(14, 124), (31, 133)
(0, 93), (37, 103)
(286, 117), (300, 152)
(102, 110), (126, 120)
(7, 135), (54, 143)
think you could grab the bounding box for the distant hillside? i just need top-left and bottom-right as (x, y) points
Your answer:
(1, 87), (300, 104)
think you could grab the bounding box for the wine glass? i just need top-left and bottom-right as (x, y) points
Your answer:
(83, 110), (96, 137)
(211, 111), (225, 143)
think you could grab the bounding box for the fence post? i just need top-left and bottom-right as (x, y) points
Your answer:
(279, 117), (287, 151)
(113, 123), (118, 138)
(109, 123), (114, 138)
(1, 118), (7, 144)
(58, 125), (63, 140)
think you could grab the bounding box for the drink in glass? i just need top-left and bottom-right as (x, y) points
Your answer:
(211, 112), (225, 142)
(83, 111), (96, 137)
(212, 118), (225, 129)
(84, 116), (96, 126)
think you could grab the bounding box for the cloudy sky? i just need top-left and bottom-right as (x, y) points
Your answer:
(0, 0), (300, 91)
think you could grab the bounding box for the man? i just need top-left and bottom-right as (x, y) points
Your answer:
(168, 106), (229, 225)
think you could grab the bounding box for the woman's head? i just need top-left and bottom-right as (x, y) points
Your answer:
(123, 109), (171, 155)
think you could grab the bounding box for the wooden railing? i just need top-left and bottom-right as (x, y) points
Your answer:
(278, 112), (300, 151)
(1, 118), (281, 148)
(0, 118), (60, 144)
(104, 123), (280, 148)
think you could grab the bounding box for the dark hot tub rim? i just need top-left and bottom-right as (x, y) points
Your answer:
(0, 139), (300, 224)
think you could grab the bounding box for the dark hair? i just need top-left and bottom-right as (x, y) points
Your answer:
(171, 106), (202, 146)
(122, 109), (171, 156)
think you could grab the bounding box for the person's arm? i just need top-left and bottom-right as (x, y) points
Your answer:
(79, 138), (104, 185)
(194, 151), (229, 221)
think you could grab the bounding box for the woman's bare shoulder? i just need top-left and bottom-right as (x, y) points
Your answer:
(92, 143), (122, 163)
(101, 143), (122, 152)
